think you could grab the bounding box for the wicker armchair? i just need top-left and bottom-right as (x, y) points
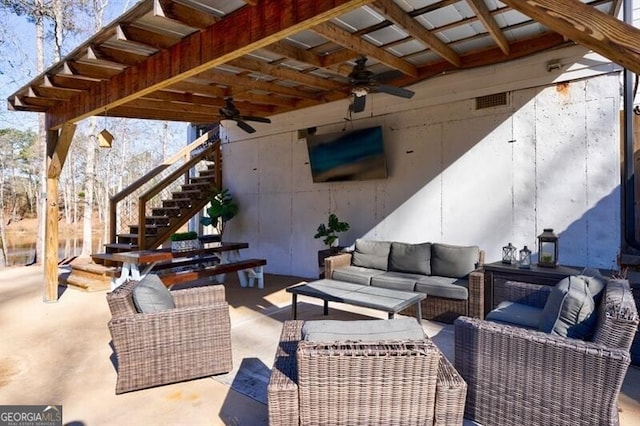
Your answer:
(106, 280), (233, 394)
(268, 320), (467, 425)
(325, 251), (485, 323)
(454, 278), (639, 426)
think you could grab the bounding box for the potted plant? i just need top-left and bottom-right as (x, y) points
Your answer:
(314, 213), (350, 276)
(314, 213), (350, 248)
(200, 187), (238, 239)
(170, 231), (200, 252)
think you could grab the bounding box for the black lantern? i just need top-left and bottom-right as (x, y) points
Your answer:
(502, 243), (517, 264)
(518, 245), (531, 269)
(537, 228), (558, 268)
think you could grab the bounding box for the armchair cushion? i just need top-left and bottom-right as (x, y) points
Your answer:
(132, 274), (175, 313)
(389, 242), (431, 275)
(486, 301), (543, 329)
(352, 239), (391, 271)
(431, 243), (479, 278)
(302, 318), (425, 342)
(538, 276), (596, 339)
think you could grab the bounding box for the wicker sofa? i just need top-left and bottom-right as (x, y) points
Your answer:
(324, 239), (485, 323)
(106, 279), (233, 394)
(267, 319), (467, 425)
(454, 276), (639, 426)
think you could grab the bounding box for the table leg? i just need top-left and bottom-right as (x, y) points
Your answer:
(388, 312), (394, 319)
(415, 302), (423, 324)
(291, 294), (298, 319)
(323, 300), (329, 316)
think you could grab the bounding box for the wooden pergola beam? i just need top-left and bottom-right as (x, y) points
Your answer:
(501, 0), (640, 75)
(45, 0), (375, 130)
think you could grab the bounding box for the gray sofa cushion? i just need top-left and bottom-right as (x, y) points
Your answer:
(539, 276), (597, 339)
(486, 301), (543, 329)
(132, 274), (175, 313)
(302, 318), (425, 342)
(415, 276), (469, 300)
(332, 265), (386, 285)
(352, 239), (391, 271)
(370, 271), (420, 292)
(389, 242), (431, 275)
(430, 243), (479, 278)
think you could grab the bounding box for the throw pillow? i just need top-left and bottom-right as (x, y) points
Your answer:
(132, 274), (175, 313)
(389, 242), (431, 275)
(351, 239), (391, 271)
(430, 243), (479, 278)
(578, 268), (607, 305)
(538, 276), (597, 339)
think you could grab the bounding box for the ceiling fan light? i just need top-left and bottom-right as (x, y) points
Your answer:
(352, 87), (369, 97)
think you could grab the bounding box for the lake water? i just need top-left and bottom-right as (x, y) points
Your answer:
(4, 233), (106, 266)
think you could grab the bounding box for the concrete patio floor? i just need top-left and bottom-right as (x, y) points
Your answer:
(1, 264), (639, 426)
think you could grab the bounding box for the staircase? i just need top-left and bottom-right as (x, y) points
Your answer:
(64, 128), (222, 291)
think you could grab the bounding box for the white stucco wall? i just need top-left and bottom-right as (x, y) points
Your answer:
(220, 46), (622, 279)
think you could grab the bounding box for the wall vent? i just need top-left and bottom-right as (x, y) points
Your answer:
(475, 92), (508, 109)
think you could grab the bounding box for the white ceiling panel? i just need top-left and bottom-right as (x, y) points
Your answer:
(388, 39), (426, 56)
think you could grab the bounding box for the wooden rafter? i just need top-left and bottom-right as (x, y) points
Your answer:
(501, 0), (640, 75)
(228, 57), (344, 91)
(370, 0), (461, 67)
(466, 0), (510, 56)
(45, 0), (375, 129)
(116, 25), (178, 51)
(154, 0), (218, 29)
(312, 22), (418, 77)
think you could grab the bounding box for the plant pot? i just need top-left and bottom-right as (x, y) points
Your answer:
(171, 239), (201, 252)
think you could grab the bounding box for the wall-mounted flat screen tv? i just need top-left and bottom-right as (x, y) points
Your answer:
(306, 126), (388, 183)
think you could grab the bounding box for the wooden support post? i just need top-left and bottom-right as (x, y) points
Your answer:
(44, 177), (59, 302)
(44, 123), (76, 302)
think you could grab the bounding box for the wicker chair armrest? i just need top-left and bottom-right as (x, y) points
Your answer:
(435, 351), (467, 426)
(454, 316), (631, 426)
(172, 284), (226, 308)
(492, 279), (553, 309)
(467, 270), (484, 319)
(324, 252), (352, 279)
(268, 320), (304, 426)
(106, 280), (139, 318)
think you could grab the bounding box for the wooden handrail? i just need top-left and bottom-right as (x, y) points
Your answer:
(108, 127), (219, 244)
(137, 140), (220, 249)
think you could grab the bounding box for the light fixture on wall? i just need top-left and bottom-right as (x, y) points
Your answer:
(98, 108), (114, 148)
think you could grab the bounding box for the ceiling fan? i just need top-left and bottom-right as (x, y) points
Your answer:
(219, 97), (271, 134)
(348, 56), (415, 113)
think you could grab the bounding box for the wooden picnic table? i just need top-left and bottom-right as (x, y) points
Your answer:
(111, 242), (266, 288)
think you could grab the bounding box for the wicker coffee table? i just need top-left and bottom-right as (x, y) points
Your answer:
(286, 279), (425, 323)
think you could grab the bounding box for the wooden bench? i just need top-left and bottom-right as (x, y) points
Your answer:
(157, 258), (267, 289)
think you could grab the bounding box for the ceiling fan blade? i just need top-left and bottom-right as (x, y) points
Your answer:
(353, 94), (366, 113)
(241, 115), (271, 123)
(374, 84), (415, 99)
(375, 70), (404, 82)
(236, 119), (256, 134)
